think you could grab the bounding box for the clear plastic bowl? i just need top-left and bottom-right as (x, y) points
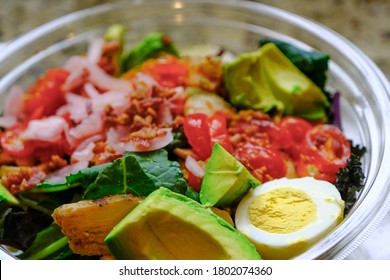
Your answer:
(1, 0), (390, 260)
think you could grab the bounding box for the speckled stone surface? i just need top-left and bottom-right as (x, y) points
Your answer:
(0, 0), (390, 260)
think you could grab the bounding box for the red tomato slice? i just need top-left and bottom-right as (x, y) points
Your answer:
(22, 69), (69, 120)
(278, 116), (313, 158)
(303, 124), (351, 174)
(183, 113), (232, 160)
(183, 113), (212, 160)
(209, 112), (233, 154)
(0, 123), (72, 161)
(0, 124), (34, 157)
(236, 144), (287, 182)
(142, 55), (189, 88)
(295, 160), (337, 183)
(228, 112), (281, 148)
(187, 171), (203, 192)
(279, 116), (313, 146)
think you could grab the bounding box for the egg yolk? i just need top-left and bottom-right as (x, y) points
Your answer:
(248, 187), (317, 234)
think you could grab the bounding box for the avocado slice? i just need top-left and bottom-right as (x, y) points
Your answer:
(200, 143), (260, 208)
(104, 187), (261, 260)
(0, 182), (20, 210)
(224, 43), (329, 120)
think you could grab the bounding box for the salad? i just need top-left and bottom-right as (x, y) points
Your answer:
(0, 25), (365, 260)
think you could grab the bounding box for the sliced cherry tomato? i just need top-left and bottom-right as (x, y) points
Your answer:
(183, 113), (232, 160)
(0, 124), (34, 157)
(278, 116), (313, 158)
(236, 144), (287, 182)
(208, 112), (233, 154)
(0, 124), (72, 161)
(22, 69), (70, 120)
(295, 160), (337, 183)
(301, 124), (351, 174)
(228, 111), (282, 148)
(183, 113), (212, 160)
(279, 116), (313, 146)
(187, 171), (203, 192)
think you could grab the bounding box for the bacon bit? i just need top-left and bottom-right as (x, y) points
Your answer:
(173, 148), (198, 160)
(90, 141), (122, 165)
(252, 167), (273, 183)
(120, 127), (173, 152)
(92, 141), (107, 154)
(39, 155), (68, 173)
(127, 126), (164, 141)
(98, 41), (121, 75)
(172, 115), (184, 130)
(1, 166), (46, 194)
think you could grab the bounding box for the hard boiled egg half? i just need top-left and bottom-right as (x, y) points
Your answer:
(235, 177), (345, 259)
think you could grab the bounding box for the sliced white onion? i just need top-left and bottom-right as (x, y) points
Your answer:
(3, 85), (24, 118)
(71, 142), (96, 163)
(67, 112), (103, 147)
(87, 37), (104, 64)
(122, 128), (174, 152)
(45, 161), (89, 184)
(21, 116), (68, 142)
(57, 93), (90, 122)
(157, 100), (173, 126)
(0, 115), (18, 128)
(185, 155), (205, 178)
(62, 67), (85, 92)
(71, 133), (104, 162)
(91, 90), (130, 115)
(105, 126), (130, 155)
(64, 56), (133, 91)
(84, 83), (100, 98)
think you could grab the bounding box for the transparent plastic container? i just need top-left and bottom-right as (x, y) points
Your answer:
(1, 0), (390, 260)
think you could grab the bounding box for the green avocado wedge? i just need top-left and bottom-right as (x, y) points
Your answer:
(0, 182), (20, 210)
(224, 43), (329, 120)
(104, 187), (261, 260)
(200, 143), (260, 208)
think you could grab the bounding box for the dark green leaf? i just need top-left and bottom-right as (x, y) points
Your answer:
(259, 39), (330, 92)
(335, 143), (366, 215)
(120, 33), (179, 72)
(18, 223), (68, 260)
(66, 162), (111, 188)
(83, 149), (189, 200)
(0, 208), (52, 251)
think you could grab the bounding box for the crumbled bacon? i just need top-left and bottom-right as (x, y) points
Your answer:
(1, 166), (46, 194)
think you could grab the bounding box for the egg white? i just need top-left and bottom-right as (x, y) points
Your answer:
(235, 177), (345, 260)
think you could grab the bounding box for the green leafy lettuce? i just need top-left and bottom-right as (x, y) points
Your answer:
(120, 33), (179, 73)
(82, 149), (195, 200)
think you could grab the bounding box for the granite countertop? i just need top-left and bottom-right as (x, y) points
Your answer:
(0, 0), (389, 260)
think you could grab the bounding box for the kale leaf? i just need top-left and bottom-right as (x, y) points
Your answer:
(335, 143), (366, 215)
(82, 149), (191, 200)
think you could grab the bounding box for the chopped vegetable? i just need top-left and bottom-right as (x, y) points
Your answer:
(83, 149), (190, 199)
(120, 33), (179, 72)
(259, 38), (330, 92)
(224, 43), (329, 120)
(335, 144), (366, 214)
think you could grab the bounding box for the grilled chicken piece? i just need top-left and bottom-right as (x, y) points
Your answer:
(52, 194), (142, 256)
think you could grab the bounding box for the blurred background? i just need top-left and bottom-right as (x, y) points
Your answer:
(1, 0), (389, 79)
(0, 0), (389, 259)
